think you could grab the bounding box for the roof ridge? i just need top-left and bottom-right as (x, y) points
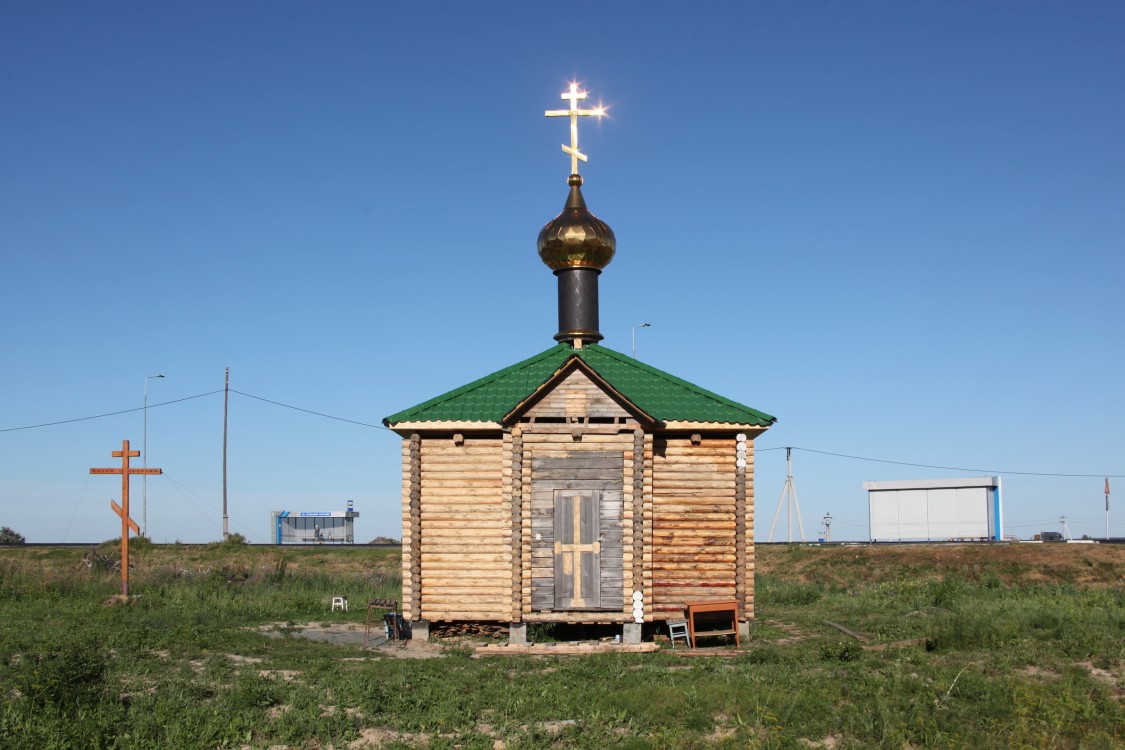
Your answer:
(581, 344), (775, 422)
(384, 342), (775, 428)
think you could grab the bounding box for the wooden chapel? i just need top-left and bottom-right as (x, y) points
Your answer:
(383, 85), (775, 643)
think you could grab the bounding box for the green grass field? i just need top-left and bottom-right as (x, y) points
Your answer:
(0, 540), (1121, 749)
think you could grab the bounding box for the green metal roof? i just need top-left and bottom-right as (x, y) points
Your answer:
(383, 343), (775, 428)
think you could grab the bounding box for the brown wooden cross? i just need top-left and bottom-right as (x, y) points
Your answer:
(90, 439), (162, 597)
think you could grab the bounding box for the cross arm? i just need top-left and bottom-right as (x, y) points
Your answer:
(111, 500), (141, 534)
(545, 108), (604, 117)
(562, 145), (588, 162)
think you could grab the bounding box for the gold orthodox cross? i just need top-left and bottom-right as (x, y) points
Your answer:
(91, 439), (162, 597)
(545, 82), (606, 175)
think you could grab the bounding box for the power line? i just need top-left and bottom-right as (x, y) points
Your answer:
(0, 390), (224, 432)
(3, 395), (1119, 479)
(162, 473), (266, 543)
(760, 445), (1123, 479)
(0, 388), (394, 434)
(230, 389), (390, 430)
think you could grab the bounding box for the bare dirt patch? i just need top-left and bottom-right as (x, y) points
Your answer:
(764, 619), (811, 645)
(1077, 660), (1124, 702)
(225, 654), (263, 665)
(348, 727), (430, 749)
(259, 669), (301, 682)
(256, 620), (446, 658)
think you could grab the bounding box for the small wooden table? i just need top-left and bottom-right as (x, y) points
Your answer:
(685, 600), (740, 649)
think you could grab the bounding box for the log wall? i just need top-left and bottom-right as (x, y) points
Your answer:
(398, 425), (757, 625)
(651, 436), (739, 615)
(414, 435), (509, 621)
(401, 437), (416, 619)
(744, 437), (755, 618)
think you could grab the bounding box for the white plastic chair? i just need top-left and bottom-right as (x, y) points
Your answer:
(667, 620), (690, 649)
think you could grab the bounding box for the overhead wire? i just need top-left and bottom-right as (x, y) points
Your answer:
(758, 445), (1122, 479)
(61, 475), (91, 543)
(3, 392), (1118, 477)
(229, 389), (390, 430)
(161, 473), (266, 543)
(0, 390), (224, 432)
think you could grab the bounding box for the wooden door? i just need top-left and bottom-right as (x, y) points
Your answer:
(553, 489), (601, 609)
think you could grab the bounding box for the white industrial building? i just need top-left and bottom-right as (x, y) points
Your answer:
(863, 477), (1003, 542)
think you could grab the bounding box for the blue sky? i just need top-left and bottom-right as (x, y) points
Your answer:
(2, 1), (1122, 544)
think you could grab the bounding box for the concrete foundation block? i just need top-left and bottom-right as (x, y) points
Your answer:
(739, 620), (750, 639)
(622, 622), (643, 644)
(509, 623), (528, 645)
(411, 620), (430, 641)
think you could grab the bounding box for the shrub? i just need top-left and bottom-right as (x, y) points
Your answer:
(81, 546), (122, 573)
(369, 535), (400, 544)
(928, 575), (966, 608)
(6, 637), (109, 711)
(0, 527), (25, 545)
(818, 640), (863, 662)
(927, 587), (1125, 656)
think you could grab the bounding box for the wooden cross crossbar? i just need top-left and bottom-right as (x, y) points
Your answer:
(90, 439), (162, 597)
(554, 498), (600, 603)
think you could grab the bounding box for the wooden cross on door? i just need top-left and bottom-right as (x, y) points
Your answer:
(553, 490), (601, 609)
(90, 439), (161, 597)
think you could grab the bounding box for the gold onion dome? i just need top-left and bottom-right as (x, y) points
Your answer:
(537, 174), (616, 271)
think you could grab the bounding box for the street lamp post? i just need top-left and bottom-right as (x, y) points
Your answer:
(631, 322), (651, 359)
(143, 374), (165, 538)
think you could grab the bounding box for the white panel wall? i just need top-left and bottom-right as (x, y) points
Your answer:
(928, 491), (960, 539)
(954, 488), (989, 538)
(868, 487), (991, 541)
(869, 494), (900, 541)
(898, 490), (929, 538)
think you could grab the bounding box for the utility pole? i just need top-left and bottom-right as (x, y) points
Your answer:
(768, 447), (806, 542)
(143, 373), (164, 538)
(1106, 478), (1111, 542)
(222, 367), (229, 539)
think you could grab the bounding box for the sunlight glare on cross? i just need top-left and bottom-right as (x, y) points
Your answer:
(545, 81), (607, 175)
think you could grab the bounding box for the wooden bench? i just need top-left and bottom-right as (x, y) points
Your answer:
(685, 600), (740, 649)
